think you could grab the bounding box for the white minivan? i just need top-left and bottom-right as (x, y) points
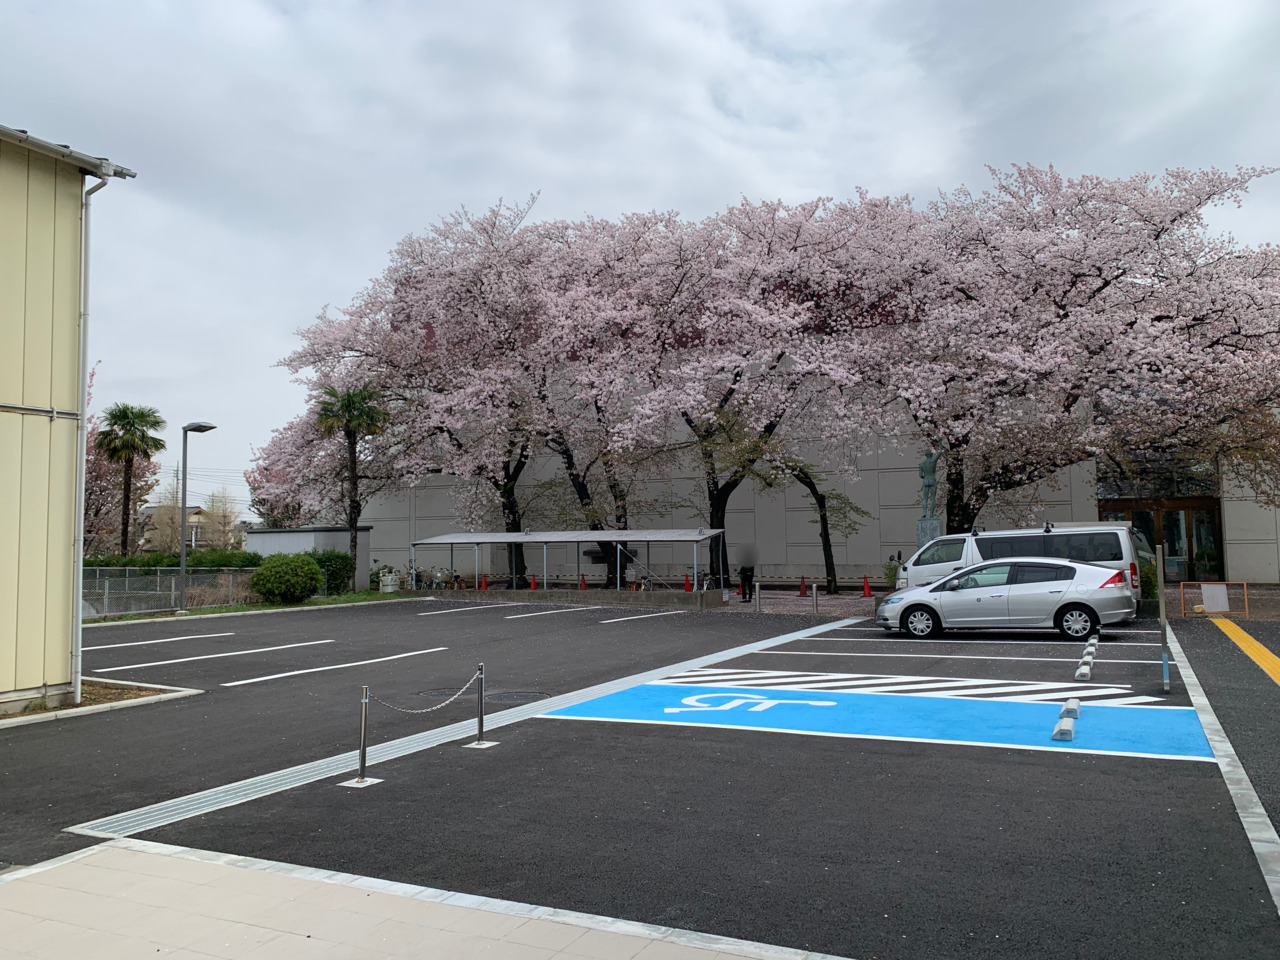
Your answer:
(897, 522), (1153, 602)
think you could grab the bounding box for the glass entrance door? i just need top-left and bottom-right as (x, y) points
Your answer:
(1162, 510), (1188, 581)
(1097, 498), (1222, 583)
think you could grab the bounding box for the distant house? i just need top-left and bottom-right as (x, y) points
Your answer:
(0, 123), (133, 713)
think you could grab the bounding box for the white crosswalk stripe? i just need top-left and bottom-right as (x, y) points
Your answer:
(655, 667), (1164, 704)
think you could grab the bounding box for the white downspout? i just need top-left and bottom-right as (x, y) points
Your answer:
(72, 176), (109, 704)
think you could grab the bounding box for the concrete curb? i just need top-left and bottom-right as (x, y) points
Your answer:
(0, 679), (203, 730)
(83, 594), (439, 628)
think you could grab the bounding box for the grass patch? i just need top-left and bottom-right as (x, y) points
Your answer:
(85, 589), (416, 624)
(17, 681), (160, 716)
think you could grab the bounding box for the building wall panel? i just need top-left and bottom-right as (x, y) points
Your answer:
(50, 163), (82, 410)
(0, 143), (28, 404)
(14, 418), (51, 688)
(0, 145), (82, 701)
(0, 412), (21, 691)
(44, 418), (76, 683)
(21, 154), (56, 409)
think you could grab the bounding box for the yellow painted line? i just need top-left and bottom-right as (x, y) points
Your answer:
(1212, 617), (1280, 687)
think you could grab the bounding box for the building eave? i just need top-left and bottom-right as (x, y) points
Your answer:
(0, 123), (136, 180)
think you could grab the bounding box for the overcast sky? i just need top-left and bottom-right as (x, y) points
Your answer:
(3, 0), (1278, 513)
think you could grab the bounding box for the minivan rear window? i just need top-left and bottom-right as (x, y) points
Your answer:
(1046, 532), (1123, 562)
(975, 535), (1044, 560)
(975, 531), (1123, 563)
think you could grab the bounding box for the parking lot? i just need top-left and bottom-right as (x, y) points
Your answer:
(5, 599), (1280, 958)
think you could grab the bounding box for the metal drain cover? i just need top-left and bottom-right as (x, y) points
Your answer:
(484, 691), (551, 704)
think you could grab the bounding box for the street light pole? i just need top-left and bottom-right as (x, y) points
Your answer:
(178, 421), (216, 613)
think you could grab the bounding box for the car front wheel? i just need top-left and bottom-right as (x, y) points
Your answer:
(1056, 604), (1099, 640)
(902, 605), (940, 638)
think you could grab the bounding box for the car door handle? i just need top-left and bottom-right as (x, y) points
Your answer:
(1049, 590), (1063, 594)
(989, 594), (1004, 598)
(952, 567), (963, 571)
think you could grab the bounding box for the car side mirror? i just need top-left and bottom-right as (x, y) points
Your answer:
(945, 580), (962, 591)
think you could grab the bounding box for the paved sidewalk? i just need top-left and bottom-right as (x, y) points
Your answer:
(0, 839), (843, 960)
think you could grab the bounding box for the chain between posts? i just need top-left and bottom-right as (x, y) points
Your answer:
(368, 670), (482, 714)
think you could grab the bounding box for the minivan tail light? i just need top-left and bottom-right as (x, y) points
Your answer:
(1101, 571), (1126, 588)
(1130, 562), (1139, 589)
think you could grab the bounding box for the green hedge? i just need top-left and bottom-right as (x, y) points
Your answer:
(249, 554), (324, 604)
(84, 550), (263, 569)
(309, 549), (356, 593)
(1140, 559), (1158, 600)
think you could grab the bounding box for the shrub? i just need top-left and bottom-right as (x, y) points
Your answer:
(1140, 559), (1158, 600)
(883, 560), (900, 590)
(249, 554), (324, 604)
(309, 549), (356, 593)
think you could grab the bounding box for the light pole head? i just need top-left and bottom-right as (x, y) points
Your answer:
(183, 421), (217, 434)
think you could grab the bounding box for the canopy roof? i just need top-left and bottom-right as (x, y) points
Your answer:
(413, 528), (723, 546)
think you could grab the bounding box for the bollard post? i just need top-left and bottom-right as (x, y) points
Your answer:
(462, 662), (498, 749)
(1157, 545), (1170, 693)
(357, 685), (369, 782)
(476, 663), (485, 744)
(812, 579), (818, 615)
(754, 582), (761, 612)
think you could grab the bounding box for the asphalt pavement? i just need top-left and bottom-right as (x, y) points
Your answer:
(2, 598), (811, 867)
(5, 604), (1280, 959)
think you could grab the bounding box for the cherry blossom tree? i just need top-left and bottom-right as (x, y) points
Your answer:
(625, 195), (943, 582)
(868, 163), (1280, 534)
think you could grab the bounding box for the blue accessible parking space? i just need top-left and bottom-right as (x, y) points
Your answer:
(542, 680), (1214, 761)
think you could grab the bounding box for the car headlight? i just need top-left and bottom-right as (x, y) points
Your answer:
(884, 597), (903, 604)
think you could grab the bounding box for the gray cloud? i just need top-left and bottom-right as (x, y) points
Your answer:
(3, 0), (1276, 508)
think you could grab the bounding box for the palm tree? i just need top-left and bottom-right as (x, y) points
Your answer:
(316, 384), (389, 572)
(95, 403), (167, 556)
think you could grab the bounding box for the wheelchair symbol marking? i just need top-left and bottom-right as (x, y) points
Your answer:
(663, 692), (838, 714)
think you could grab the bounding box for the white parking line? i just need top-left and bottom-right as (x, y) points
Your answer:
(221, 648), (448, 687)
(826, 626), (1160, 638)
(84, 632), (236, 651)
(809, 635), (1161, 647)
(505, 606), (603, 619)
(417, 604), (526, 616)
(95, 641), (333, 672)
(763, 650), (1170, 665)
(599, 611), (687, 624)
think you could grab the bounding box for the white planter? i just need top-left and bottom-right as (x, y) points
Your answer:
(379, 573), (399, 594)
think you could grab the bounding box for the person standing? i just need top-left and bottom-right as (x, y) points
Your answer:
(738, 543), (758, 604)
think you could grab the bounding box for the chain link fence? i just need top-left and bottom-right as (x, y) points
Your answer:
(82, 567), (260, 619)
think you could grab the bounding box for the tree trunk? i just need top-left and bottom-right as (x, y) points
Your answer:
(792, 468), (838, 594)
(491, 445), (530, 587)
(552, 438), (631, 587)
(944, 455), (989, 535)
(119, 454), (134, 556)
(345, 429), (360, 590)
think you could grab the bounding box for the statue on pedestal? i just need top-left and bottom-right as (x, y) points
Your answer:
(919, 448), (943, 520)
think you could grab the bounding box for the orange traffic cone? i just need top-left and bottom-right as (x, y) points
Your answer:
(862, 575), (872, 598)
(684, 574), (692, 592)
(799, 576), (808, 598)
(739, 579), (744, 597)
(481, 574), (488, 591)
(530, 573), (537, 590)
(580, 574), (587, 591)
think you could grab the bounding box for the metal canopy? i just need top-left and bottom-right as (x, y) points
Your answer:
(412, 528), (723, 546)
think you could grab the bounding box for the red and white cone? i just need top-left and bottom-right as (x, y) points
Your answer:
(799, 576), (808, 598)
(862, 575), (872, 598)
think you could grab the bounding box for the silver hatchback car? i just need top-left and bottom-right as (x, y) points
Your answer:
(876, 559), (1137, 639)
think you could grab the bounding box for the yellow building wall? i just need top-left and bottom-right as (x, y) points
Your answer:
(0, 140), (83, 700)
